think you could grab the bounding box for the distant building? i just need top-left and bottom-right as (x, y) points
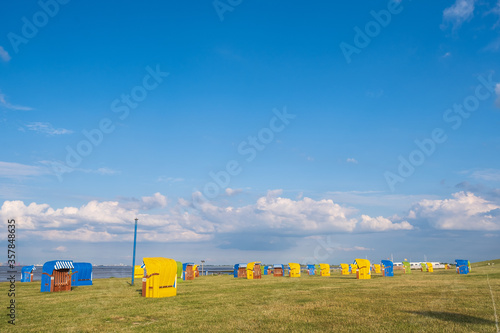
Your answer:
(393, 262), (445, 269)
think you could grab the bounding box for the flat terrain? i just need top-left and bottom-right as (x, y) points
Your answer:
(2, 259), (499, 332)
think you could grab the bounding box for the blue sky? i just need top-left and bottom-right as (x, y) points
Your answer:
(1, 0), (500, 266)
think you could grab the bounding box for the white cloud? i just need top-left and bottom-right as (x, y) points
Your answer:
(486, 0), (500, 28)
(24, 122), (73, 135)
(80, 167), (118, 175)
(54, 246), (67, 252)
(346, 158), (358, 164)
(95, 167), (117, 175)
(197, 190), (359, 234)
(0, 161), (47, 179)
(408, 191), (500, 231)
(38, 161), (119, 177)
(191, 190), (407, 236)
(225, 188), (242, 196)
(359, 215), (414, 231)
(0, 46), (11, 62)
(335, 246), (373, 252)
(484, 38), (500, 52)
(157, 176), (184, 183)
(325, 191), (435, 212)
(0, 194), (209, 243)
(35, 229), (117, 242)
(0, 191), (413, 245)
(469, 168), (500, 182)
(121, 192), (168, 210)
(442, 0), (476, 30)
(0, 91), (33, 111)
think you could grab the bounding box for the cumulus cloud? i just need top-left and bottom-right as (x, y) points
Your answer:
(0, 191), (413, 247)
(120, 192), (168, 210)
(0, 46), (10, 62)
(0, 195), (206, 243)
(191, 189), (359, 235)
(346, 158), (358, 164)
(359, 215), (414, 231)
(408, 191), (500, 231)
(442, 0), (476, 30)
(53, 246), (67, 252)
(24, 122), (73, 135)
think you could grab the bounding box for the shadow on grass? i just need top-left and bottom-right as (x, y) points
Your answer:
(408, 311), (496, 325)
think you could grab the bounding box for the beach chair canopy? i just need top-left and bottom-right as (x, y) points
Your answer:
(354, 259), (371, 279)
(22, 265), (36, 274)
(402, 261), (411, 273)
(381, 260), (393, 268)
(319, 263), (330, 276)
(354, 259), (370, 269)
(21, 265), (36, 282)
(183, 262), (194, 271)
(176, 261), (183, 278)
(288, 263), (301, 277)
(273, 264), (283, 269)
(42, 260), (74, 275)
(41, 260), (74, 292)
(455, 259), (470, 274)
(72, 262), (93, 286)
(234, 263), (248, 278)
(134, 265), (144, 279)
(381, 260), (394, 277)
(247, 262), (262, 279)
(142, 257), (177, 298)
(247, 262), (261, 267)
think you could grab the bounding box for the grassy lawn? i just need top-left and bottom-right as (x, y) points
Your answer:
(2, 259), (499, 332)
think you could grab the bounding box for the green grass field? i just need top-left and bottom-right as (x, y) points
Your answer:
(2, 259), (499, 332)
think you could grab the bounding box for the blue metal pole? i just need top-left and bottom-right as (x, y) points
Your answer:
(131, 218), (138, 285)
